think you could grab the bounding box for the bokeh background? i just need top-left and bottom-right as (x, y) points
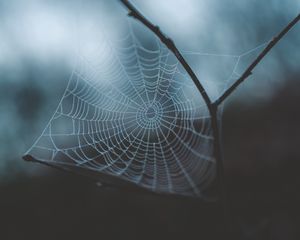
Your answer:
(0, 0), (299, 239)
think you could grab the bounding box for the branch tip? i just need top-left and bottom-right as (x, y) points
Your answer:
(23, 154), (35, 162)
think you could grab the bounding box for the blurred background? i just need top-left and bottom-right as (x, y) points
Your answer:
(0, 0), (299, 239)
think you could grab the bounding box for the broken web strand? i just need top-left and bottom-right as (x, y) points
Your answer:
(24, 14), (271, 198)
(182, 39), (271, 101)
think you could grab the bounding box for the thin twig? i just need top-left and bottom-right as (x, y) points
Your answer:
(214, 13), (300, 106)
(119, 0), (213, 113)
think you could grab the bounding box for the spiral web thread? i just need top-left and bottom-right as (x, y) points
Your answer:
(24, 18), (269, 198)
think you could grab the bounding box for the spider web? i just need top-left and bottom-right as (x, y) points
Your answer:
(24, 14), (269, 198)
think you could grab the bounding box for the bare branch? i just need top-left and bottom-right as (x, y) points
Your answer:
(119, 0), (213, 113)
(214, 13), (300, 106)
(118, 2), (299, 234)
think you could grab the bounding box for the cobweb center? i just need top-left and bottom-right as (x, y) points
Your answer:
(146, 106), (156, 119)
(136, 101), (163, 130)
